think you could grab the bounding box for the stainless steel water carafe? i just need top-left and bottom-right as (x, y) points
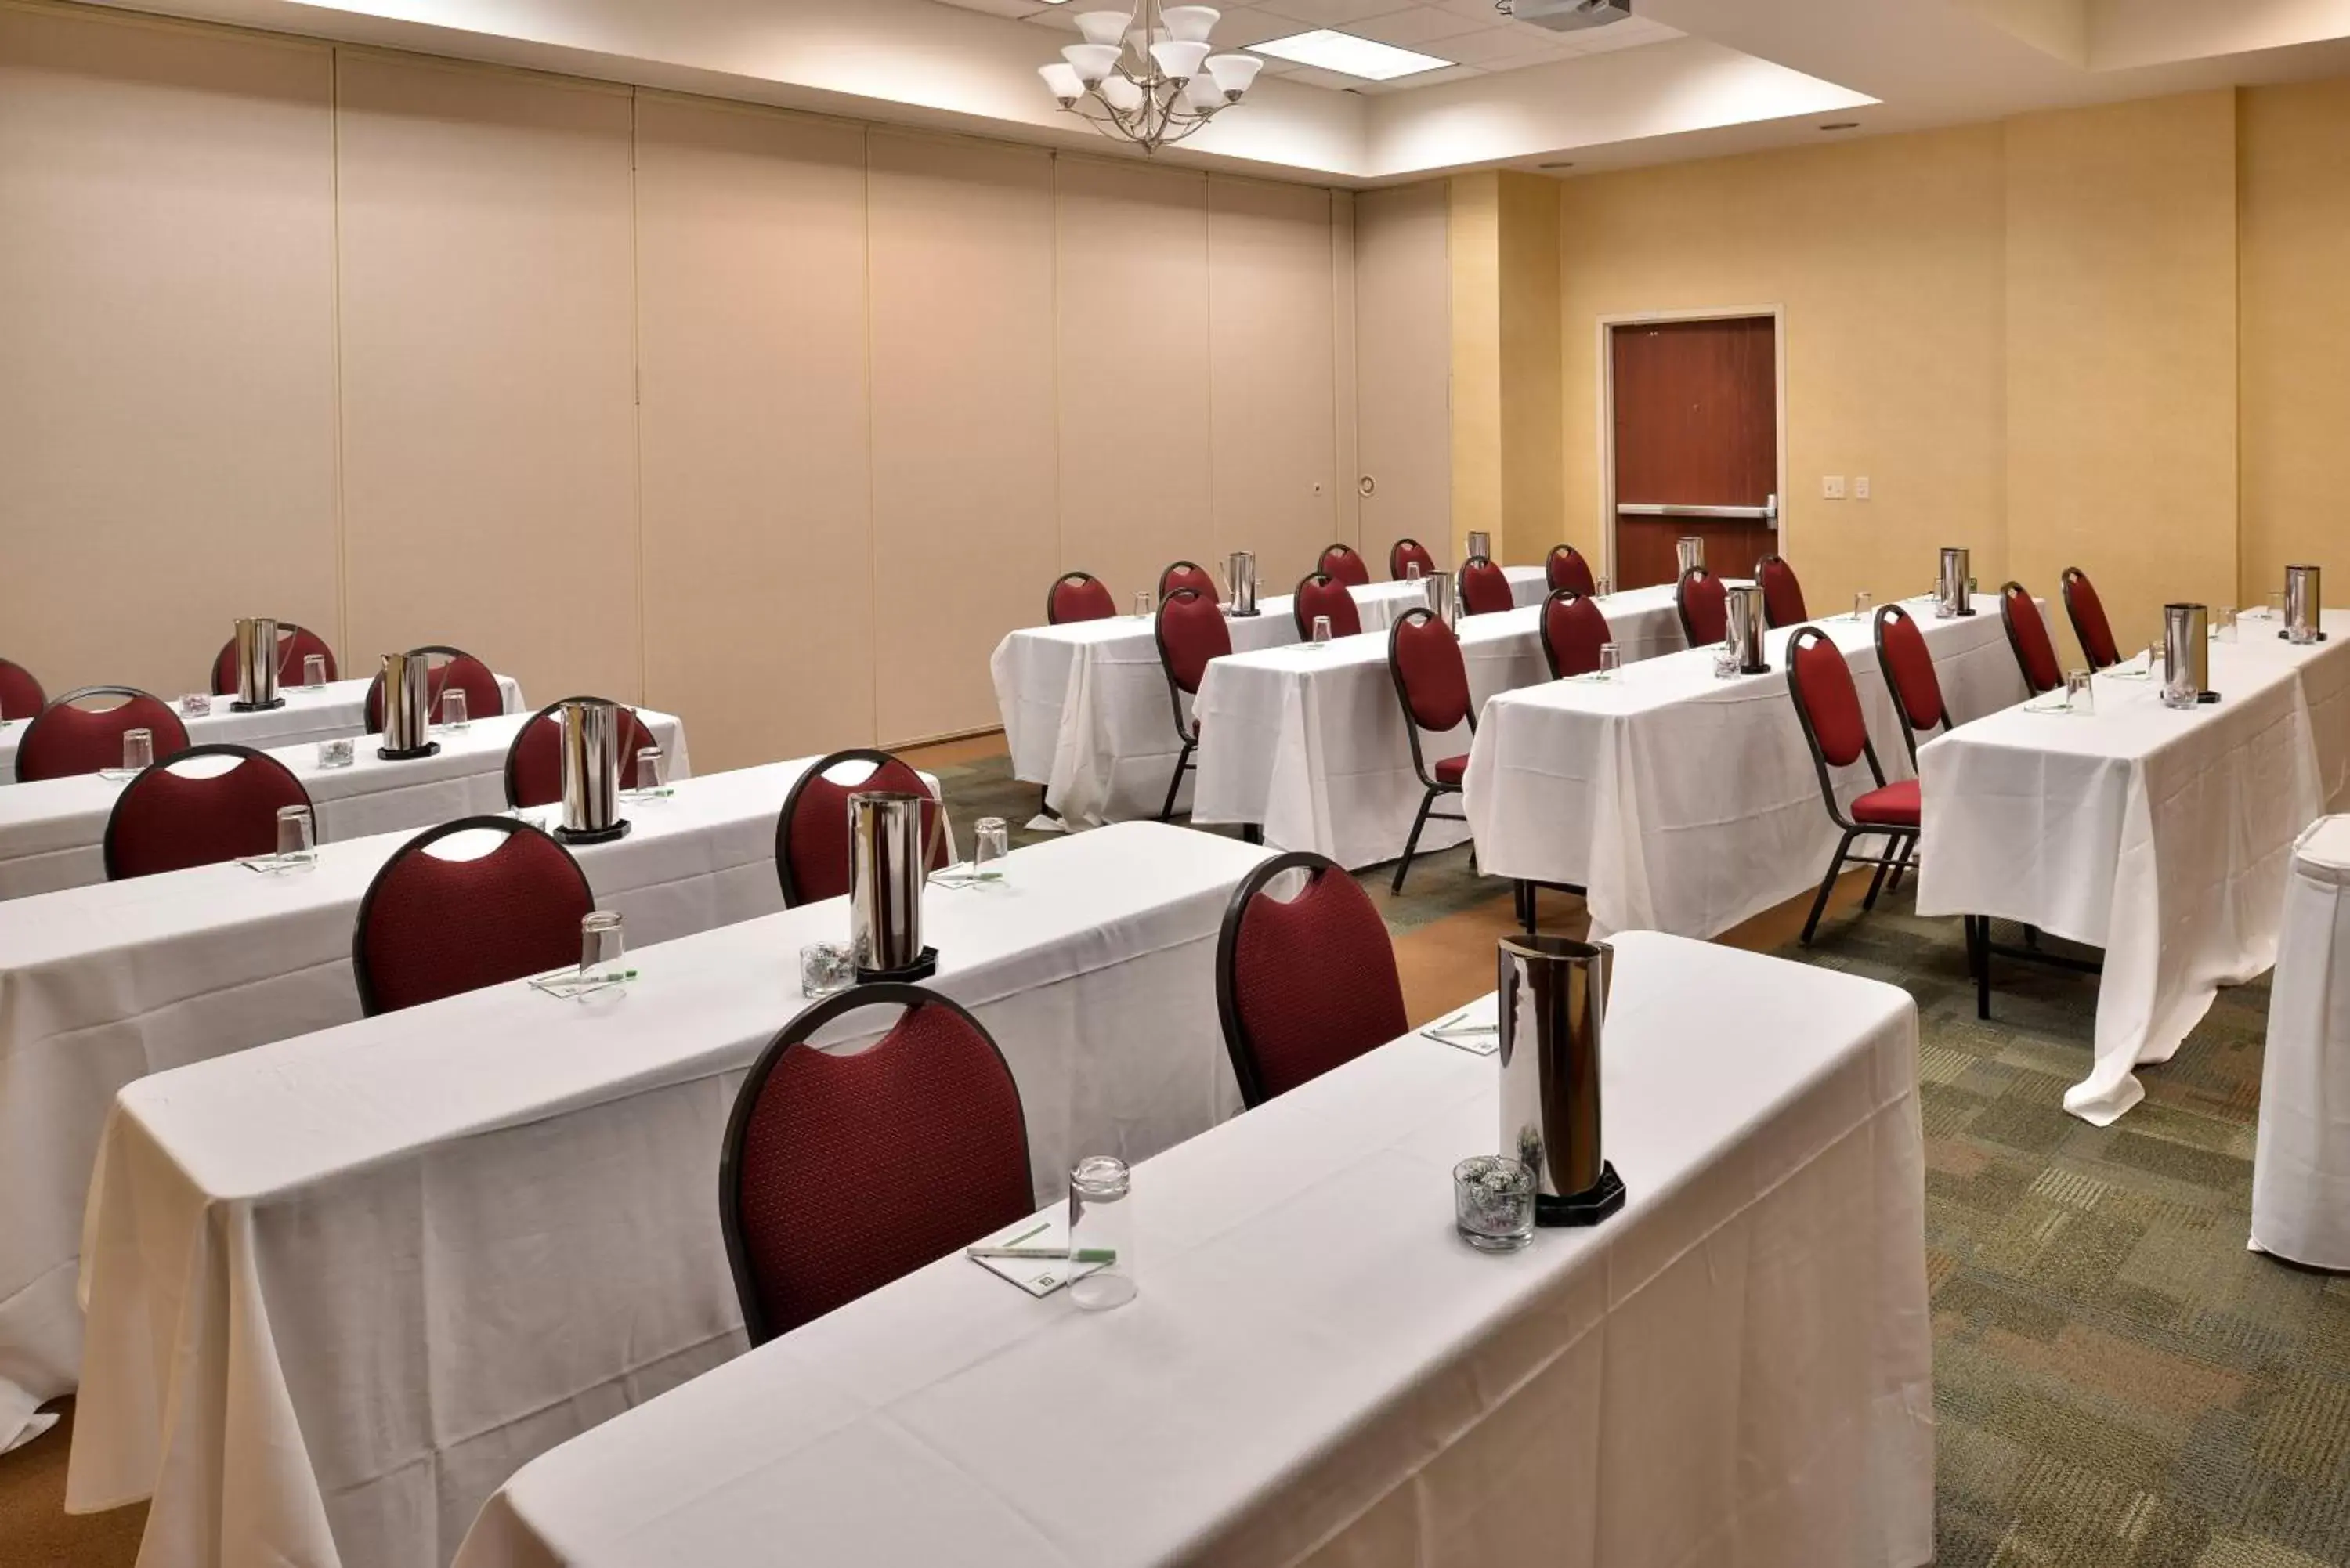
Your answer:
(2163, 602), (2213, 707)
(1466, 529), (1492, 563)
(1938, 547), (1973, 617)
(233, 618), (283, 712)
(555, 699), (629, 844)
(2287, 564), (2325, 645)
(377, 651), (435, 759)
(1726, 583), (1770, 674)
(1497, 934), (1622, 1222)
(849, 790), (932, 978)
(1223, 551), (1259, 617)
(1676, 536), (1705, 576)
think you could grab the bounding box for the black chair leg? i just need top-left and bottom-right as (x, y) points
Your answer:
(1800, 831), (1853, 946)
(1968, 915), (1993, 1019)
(1517, 879), (1536, 933)
(1862, 835), (1897, 911)
(1242, 825), (1263, 846)
(1884, 834), (1913, 895)
(1393, 789), (1438, 894)
(1158, 735), (1195, 823)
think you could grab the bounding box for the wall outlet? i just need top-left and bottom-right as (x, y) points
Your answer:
(1822, 475), (1846, 500)
(1853, 475), (1871, 500)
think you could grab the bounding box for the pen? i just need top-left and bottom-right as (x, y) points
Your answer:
(967, 1246), (1118, 1264)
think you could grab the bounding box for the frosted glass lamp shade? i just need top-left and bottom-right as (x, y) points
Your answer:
(1039, 62), (1086, 102)
(1159, 6), (1220, 42)
(1073, 10), (1134, 45)
(1183, 73), (1224, 112)
(1100, 74), (1144, 111)
(1150, 39), (1211, 81)
(1063, 42), (1123, 83)
(1204, 54), (1262, 96)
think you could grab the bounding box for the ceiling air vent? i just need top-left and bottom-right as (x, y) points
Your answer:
(1503, 0), (1633, 32)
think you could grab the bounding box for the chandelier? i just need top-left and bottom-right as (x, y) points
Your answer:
(1037, 5), (1264, 155)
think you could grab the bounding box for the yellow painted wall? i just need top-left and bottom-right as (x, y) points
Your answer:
(1450, 170), (1561, 567)
(1448, 172), (1503, 562)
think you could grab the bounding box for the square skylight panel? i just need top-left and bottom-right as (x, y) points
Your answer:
(1250, 29), (1455, 81)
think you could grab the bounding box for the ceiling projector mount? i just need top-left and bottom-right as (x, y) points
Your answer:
(1499, 0), (1634, 31)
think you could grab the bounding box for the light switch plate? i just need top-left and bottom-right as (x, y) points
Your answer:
(1853, 476), (1871, 500)
(1822, 475), (1846, 500)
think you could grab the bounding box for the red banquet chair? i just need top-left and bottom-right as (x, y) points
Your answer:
(0, 658), (48, 722)
(1459, 555), (1514, 616)
(1045, 570), (1117, 626)
(1386, 608), (1475, 893)
(1158, 559), (1217, 605)
(1214, 851), (1408, 1107)
(208, 623), (338, 697)
(1999, 581), (2063, 695)
(1784, 628), (1918, 946)
(1389, 537), (1437, 583)
(14, 687), (188, 782)
(1154, 588), (1231, 822)
(1756, 554), (1809, 628)
(351, 817), (594, 1014)
(2060, 566), (2121, 670)
(363, 645), (504, 732)
(503, 697), (663, 810)
(1317, 543), (1371, 589)
(101, 744), (313, 880)
(774, 749), (948, 908)
(1872, 603), (1953, 765)
(1676, 566), (1727, 649)
(1546, 544), (1597, 598)
(1541, 589), (1612, 679)
(1291, 572), (1361, 641)
(719, 984), (1032, 1344)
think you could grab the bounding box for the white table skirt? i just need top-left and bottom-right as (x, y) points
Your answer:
(2251, 816), (2350, 1270)
(1917, 619), (2348, 1125)
(69, 823), (1273, 1568)
(1466, 597), (2030, 938)
(0, 674), (528, 785)
(454, 932), (1933, 1568)
(992, 569), (1547, 826)
(0, 707), (689, 901)
(0, 756), (913, 1457)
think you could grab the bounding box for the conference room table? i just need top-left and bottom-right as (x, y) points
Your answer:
(1189, 583), (1683, 867)
(2251, 814), (2350, 1270)
(991, 567), (1548, 826)
(0, 705), (688, 901)
(69, 822), (1274, 1568)
(1918, 609), (2350, 1125)
(454, 931), (1933, 1568)
(1466, 596), (2032, 939)
(0, 755), (931, 1458)
(0, 673), (526, 783)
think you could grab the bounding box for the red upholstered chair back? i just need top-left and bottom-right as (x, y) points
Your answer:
(1158, 560), (1218, 605)
(363, 646), (503, 733)
(775, 750), (946, 909)
(2001, 582), (2062, 695)
(1459, 556), (1513, 616)
(102, 744), (313, 880)
(1389, 537), (1437, 582)
(1541, 590), (1612, 679)
(1676, 568), (1728, 649)
(1155, 588), (1231, 699)
(720, 985), (1034, 1343)
(0, 658), (46, 721)
(1046, 571), (1116, 626)
(1292, 573), (1361, 641)
(503, 698), (661, 810)
(1546, 544), (1597, 598)
(1215, 853), (1408, 1107)
(209, 623), (338, 696)
(1786, 628), (1873, 771)
(2061, 567), (2120, 670)
(16, 687), (189, 782)
(1387, 609), (1471, 734)
(1317, 543), (1370, 588)
(352, 818), (594, 1015)
(1756, 555), (1808, 627)
(1872, 604), (1947, 750)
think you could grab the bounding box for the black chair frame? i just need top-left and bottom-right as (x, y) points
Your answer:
(1388, 537), (1432, 582)
(1755, 554), (1804, 628)
(1158, 560), (1210, 602)
(20, 686), (184, 779)
(99, 742), (308, 882)
(1212, 851), (1348, 1111)
(1045, 569), (1107, 626)
(1961, 917), (2105, 1023)
(1318, 543), (1367, 581)
(1784, 627), (1917, 946)
(2059, 567), (2117, 670)
(1871, 603), (1954, 767)
(350, 815), (588, 1016)
(1997, 581), (2059, 695)
(717, 982), (1028, 1347)
(1673, 566), (1719, 649)
(1153, 590), (1214, 823)
(1384, 608), (1475, 894)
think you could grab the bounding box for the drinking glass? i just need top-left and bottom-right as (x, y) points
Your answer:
(1405, 562), (1423, 581)
(440, 689), (468, 731)
(1311, 614), (1332, 646)
(122, 728), (154, 773)
(799, 941), (854, 999)
(1853, 590), (1873, 622)
(2269, 589), (2288, 623)
(1595, 576), (1613, 598)
(2064, 670), (2095, 716)
(1133, 591), (1152, 619)
(579, 911), (626, 984)
(301, 654), (327, 690)
(1597, 643), (1622, 680)
(2217, 605), (2238, 643)
(1068, 1155), (1137, 1310)
(275, 804), (316, 869)
(1453, 1155), (1535, 1253)
(634, 747), (666, 797)
(972, 817), (1009, 883)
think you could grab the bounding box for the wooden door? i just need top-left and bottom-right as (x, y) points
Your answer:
(1609, 317), (1777, 590)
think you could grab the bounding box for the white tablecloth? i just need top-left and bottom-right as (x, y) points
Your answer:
(454, 931), (1933, 1568)
(69, 823), (1273, 1568)
(0, 675), (526, 785)
(1467, 598), (2030, 938)
(0, 707), (688, 901)
(1188, 583), (1683, 868)
(2251, 815), (2350, 1269)
(0, 756), (898, 1456)
(1917, 616), (2350, 1125)
(992, 569), (1547, 826)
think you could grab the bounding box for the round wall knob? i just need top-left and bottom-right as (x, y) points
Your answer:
(1358, 475), (1376, 497)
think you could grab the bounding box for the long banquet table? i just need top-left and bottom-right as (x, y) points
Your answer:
(0, 674), (527, 784)
(2251, 814), (2350, 1270)
(0, 706), (688, 901)
(1189, 583), (1683, 867)
(991, 567), (1547, 826)
(1466, 596), (2031, 938)
(1917, 609), (2350, 1125)
(454, 931), (1934, 1568)
(0, 756), (911, 1457)
(68, 823), (1274, 1568)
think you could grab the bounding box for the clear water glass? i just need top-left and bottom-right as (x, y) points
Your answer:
(972, 817), (1009, 883)
(578, 911), (626, 983)
(1068, 1154), (1137, 1310)
(1853, 590), (1872, 622)
(799, 941), (854, 999)
(1133, 590), (1152, 619)
(1405, 562), (1423, 581)
(2217, 605), (2238, 643)
(2269, 589), (2288, 622)
(1595, 576), (1612, 598)
(2064, 670), (2095, 716)
(275, 804), (316, 868)
(1311, 614), (1332, 646)
(634, 747), (666, 796)
(1453, 1155), (1535, 1253)
(1597, 642), (1622, 680)
(302, 654), (327, 690)
(122, 728), (154, 773)
(440, 688), (468, 730)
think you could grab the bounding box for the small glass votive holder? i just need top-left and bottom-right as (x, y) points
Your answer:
(1311, 614), (1332, 646)
(1453, 1155), (1536, 1253)
(972, 816), (1009, 883)
(1712, 642), (1739, 678)
(301, 654), (328, 690)
(1853, 590), (1873, 622)
(1068, 1154), (1137, 1310)
(1596, 642), (1622, 680)
(579, 911), (626, 984)
(179, 693), (212, 718)
(121, 728), (154, 774)
(1133, 590), (1153, 619)
(800, 941), (855, 999)
(440, 689), (469, 731)
(2064, 670), (2095, 716)
(2216, 605), (2238, 643)
(274, 804), (316, 869)
(316, 736), (355, 768)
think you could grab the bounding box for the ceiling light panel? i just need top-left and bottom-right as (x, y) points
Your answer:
(1249, 29), (1456, 81)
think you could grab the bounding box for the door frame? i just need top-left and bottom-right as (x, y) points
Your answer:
(1594, 305), (1788, 585)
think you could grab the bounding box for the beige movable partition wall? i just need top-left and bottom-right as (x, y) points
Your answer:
(635, 96), (876, 770)
(1355, 182), (1452, 568)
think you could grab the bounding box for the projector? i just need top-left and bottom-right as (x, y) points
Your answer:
(1505, 0), (1634, 31)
